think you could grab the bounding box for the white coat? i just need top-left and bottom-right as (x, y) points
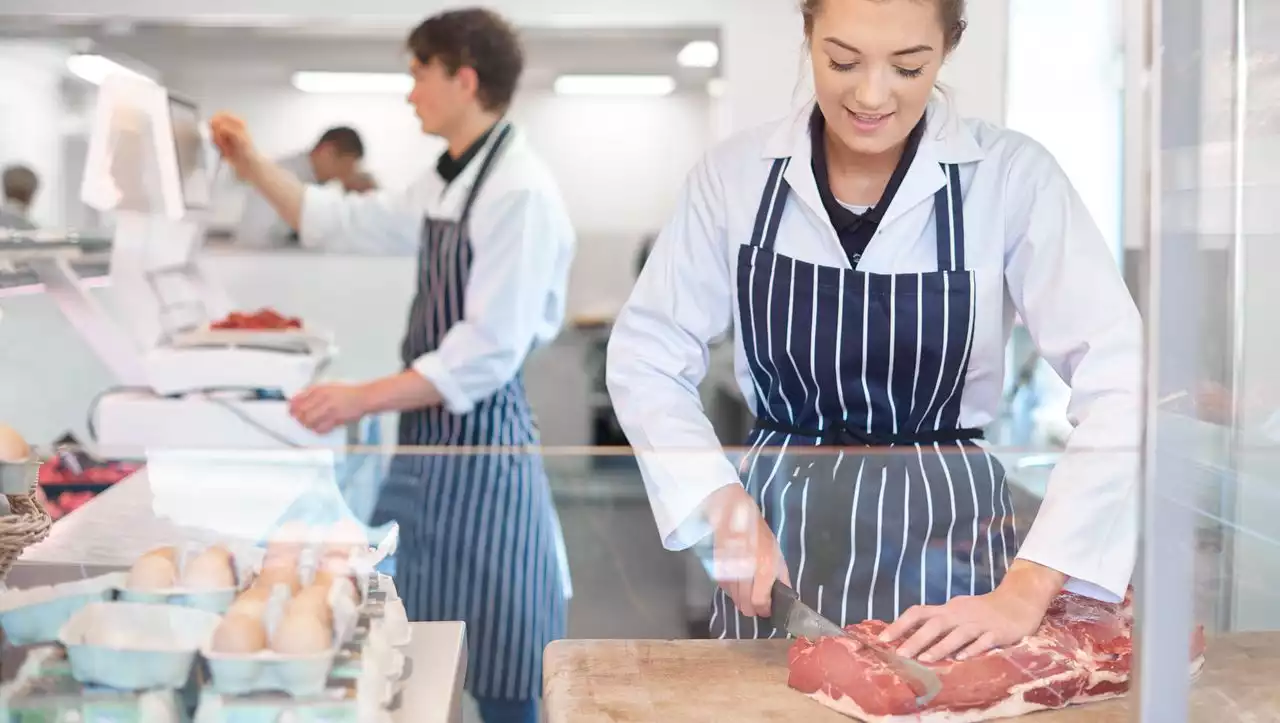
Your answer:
(606, 98), (1142, 604)
(298, 125), (577, 415)
(234, 152), (315, 247)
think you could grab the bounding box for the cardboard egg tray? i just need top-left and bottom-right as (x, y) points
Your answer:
(0, 645), (193, 722)
(0, 587), (407, 723)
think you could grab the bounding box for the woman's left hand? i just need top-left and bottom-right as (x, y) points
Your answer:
(290, 383), (370, 434)
(878, 560), (1066, 663)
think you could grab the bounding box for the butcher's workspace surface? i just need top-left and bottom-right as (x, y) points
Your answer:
(543, 633), (1280, 723)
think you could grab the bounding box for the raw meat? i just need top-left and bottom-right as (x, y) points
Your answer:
(211, 308), (303, 330)
(787, 590), (1206, 722)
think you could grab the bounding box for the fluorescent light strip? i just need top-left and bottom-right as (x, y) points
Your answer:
(678, 41), (720, 69)
(554, 74), (676, 97)
(291, 72), (413, 94)
(66, 54), (152, 86)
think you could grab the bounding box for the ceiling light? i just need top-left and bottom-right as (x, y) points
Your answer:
(291, 72), (413, 94)
(66, 54), (152, 86)
(554, 75), (676, 97)
(678, 41), (720, 68)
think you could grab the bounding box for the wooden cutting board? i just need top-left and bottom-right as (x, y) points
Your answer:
(543, 634), (1280, 722)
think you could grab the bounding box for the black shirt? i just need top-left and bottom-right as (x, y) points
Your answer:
(809, 106), (926, 267)
(436, 125), (496, 183)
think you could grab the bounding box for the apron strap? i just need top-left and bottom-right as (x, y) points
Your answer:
(754, 415), (984, 447)
(460, 123), (515, 224)
(750, 157), (792, 251)
(933, 163), (966, 272)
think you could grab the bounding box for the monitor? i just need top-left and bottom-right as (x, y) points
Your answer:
(168, 94), (211, 211)
(81, 73), (185, 221)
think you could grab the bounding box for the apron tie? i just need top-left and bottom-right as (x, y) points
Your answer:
(753, 416), (984, 448)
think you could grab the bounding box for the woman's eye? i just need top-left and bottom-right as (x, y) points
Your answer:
(896, 66), (925, 78)
(828, 59), (858, 72)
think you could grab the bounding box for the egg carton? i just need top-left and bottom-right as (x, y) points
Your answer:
(119, 543), (263, 614)
(201, 579), (360, 698)
(0, 645), (190, 722)
(0, 572), (126, 645)
(58, 601), (222, 691)
(0, 458), (39, 495)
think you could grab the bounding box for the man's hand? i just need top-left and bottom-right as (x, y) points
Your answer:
(209, 112), (265, 182)
(343, 170), (378, 194)
(289, 383), (371, 435)
(878, 560), (1065, 662)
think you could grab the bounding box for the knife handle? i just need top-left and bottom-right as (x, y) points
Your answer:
(771, 580), (800, 608)
(769, 580), (799, 627)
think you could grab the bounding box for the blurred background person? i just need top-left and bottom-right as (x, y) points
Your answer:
(0, 164), (39, 230)
(234, 126), (367, 246)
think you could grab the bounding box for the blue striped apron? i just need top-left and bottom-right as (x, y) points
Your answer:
(711, 157), (1019, 639)
(371, 124), (567, 700)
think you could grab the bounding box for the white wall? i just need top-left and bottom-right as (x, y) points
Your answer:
(0, 41), (71, 228)
(182, 79), (711, 317)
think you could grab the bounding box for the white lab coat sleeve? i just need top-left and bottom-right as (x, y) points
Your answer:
(1002, 140), (1142, 603)
(605, 153), (743, 552)
(299, 181), (423, 255)
(410, 187), (570, 413)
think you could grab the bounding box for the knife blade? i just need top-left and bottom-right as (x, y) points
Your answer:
(769, 582), (942, 708)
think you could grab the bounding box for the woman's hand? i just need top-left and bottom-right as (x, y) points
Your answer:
(706, 484), (790, 619)
(879, 560), (1065, 662)
(209, 112), (265, 182)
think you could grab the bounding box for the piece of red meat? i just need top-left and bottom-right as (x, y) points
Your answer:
(787, 589), (1205, 722)
(210, 308), (304, 330)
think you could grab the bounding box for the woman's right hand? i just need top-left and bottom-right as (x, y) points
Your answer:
(208, 112), (262, 182)
(706, 484), (790, 619)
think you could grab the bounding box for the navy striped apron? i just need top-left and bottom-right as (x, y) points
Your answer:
(711, 157), (1019, 639)
(371, 124), (567, 700)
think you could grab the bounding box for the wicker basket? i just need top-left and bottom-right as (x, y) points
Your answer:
(0, 464), (52, 582)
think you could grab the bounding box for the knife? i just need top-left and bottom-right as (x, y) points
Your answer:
(769, 581), (942, 708)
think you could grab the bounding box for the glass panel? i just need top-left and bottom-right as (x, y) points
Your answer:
(1136, 0), (1280, 719)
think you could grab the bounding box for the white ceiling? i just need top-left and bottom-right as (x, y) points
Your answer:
(1, 21), (721, 92)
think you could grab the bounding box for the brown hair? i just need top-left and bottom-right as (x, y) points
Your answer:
(801, 0), (968, 52)
(2, 165), (38, 206)
(406, 8), (524, 112)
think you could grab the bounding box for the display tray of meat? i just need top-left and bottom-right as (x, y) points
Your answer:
(210, 308), (303, 331)
(788, 589), (1205, 723)
(37, 442), (142, 522)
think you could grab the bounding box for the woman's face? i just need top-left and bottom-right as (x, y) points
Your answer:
(809, 0), (947, 158)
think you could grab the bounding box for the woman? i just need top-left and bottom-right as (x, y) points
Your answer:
(606, 0), (1140, 663)
(212, 9), (573, 723)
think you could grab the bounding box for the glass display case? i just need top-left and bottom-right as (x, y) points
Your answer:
(1130, 0), (1280, 720)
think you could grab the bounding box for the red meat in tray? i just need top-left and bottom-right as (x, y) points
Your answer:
(210, 308), (303, 331)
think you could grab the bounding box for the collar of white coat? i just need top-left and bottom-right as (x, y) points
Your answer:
(762, 96), (984, 232)
(435, 118), (519, 214)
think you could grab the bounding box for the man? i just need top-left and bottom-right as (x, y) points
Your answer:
(234, 126), (367, 246)
(210, 9), (574, 723)
(0, 165), (39, 231)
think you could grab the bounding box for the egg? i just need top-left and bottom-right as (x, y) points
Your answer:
(313, 569), (360, 605)
(254, 560), (301, 595)
(127, 548), (178, 590)
(228, 586), (271, 620)
(271, 608), (331, 655)
(181, 545), (236, 589)
(212, 613), (267, 654)
(321, 518), (368, 558)
(0, 425), (30, 463)
(286, 585), (333, 625)
(268, 521), (312, 557)
(317, 550), (352, 577)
